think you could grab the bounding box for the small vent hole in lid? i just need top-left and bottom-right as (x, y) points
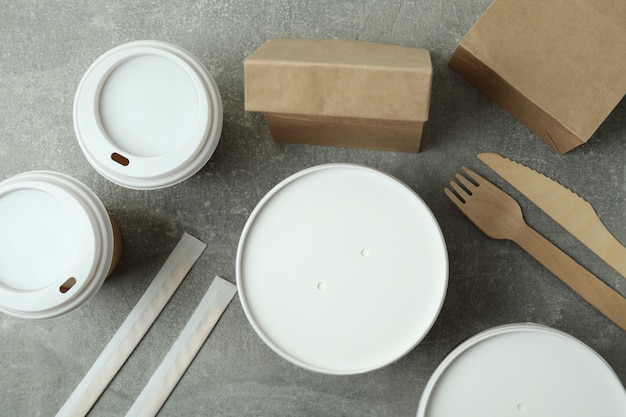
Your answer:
(60, 277), (77, 294)
(111, 152), (129, 166)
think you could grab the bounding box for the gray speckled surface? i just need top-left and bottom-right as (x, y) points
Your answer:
(1, 1), (625, 416)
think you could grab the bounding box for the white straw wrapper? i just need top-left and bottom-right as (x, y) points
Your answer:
(125, 276), (237, 417)
(56, 233), (207, 417)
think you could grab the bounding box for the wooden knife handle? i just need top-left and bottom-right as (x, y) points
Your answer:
(514, 223), (626, 332)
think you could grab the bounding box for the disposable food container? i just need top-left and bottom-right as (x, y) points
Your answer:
(236, 163), (448, 374)
(417, 323), (626, 416)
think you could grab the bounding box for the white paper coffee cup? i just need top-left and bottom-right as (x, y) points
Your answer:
(73, 40), (223, 190)
(0, 171), (122, 319)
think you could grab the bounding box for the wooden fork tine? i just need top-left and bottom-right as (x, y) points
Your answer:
(455, 172), (476, 192)
(461, 166), (487, 184)
(444, 187), (464, 208)
(448, 180), (469, 201)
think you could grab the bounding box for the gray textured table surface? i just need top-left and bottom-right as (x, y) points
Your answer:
(1, 1), (625, 416)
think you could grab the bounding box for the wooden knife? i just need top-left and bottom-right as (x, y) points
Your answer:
(478, 152), (626, 279)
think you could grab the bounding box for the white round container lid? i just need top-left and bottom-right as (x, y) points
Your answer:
(417, 323), (626, 416)
(74, 40), (223, 189)
(0, 171), (114, 318)
(236, 164), (448, 374)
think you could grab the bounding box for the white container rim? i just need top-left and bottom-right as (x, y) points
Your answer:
(73, 40), (223, 190)
(0, 171), (115, 319)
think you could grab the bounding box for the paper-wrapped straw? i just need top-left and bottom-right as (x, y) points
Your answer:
(125, 276), (237, 417)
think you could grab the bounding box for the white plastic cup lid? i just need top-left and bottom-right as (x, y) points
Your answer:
(0, 171), (116, 319)
(417, 323), (626, 416)
(236, 163), (448, 374)
(73, 40), (223, 190)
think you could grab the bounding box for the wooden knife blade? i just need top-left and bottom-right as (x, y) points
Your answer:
(478, 152), (626, 279)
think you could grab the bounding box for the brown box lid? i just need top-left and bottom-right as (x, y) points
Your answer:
(244, 38), (432, 122)
(451, 0), (626, 153)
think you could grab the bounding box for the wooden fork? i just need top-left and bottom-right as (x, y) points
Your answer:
(445, 166), (626, 332)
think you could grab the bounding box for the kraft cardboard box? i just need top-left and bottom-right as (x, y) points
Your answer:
(449, 0), (626, 154)
(244, 38), (432, 153)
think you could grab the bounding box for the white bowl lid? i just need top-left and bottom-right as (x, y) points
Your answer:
(0, 172), (112, 318)
(74, 41), (223, 189)
(236, 164), (448, 374)
(417, 323), (626, 416)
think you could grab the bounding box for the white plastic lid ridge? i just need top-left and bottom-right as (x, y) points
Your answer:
(417, 323), (626, 416)
(0, 171), (115, 319)
(74, 40), (223, 190)
(236, 163), (448, 374)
